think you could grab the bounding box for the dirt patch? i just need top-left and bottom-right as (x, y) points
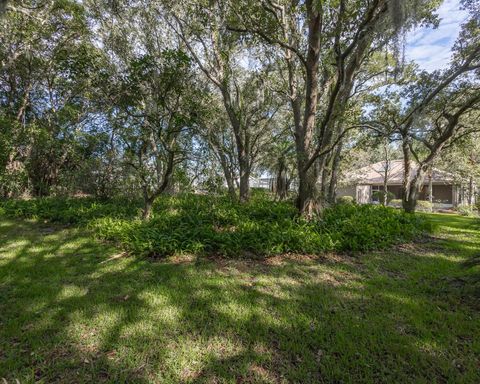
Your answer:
(165, 253), (197, 264)
(264, 253), (320, 266)
(394, 236), (446, 254)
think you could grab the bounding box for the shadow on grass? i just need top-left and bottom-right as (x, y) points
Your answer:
(0, 218), (479, 383)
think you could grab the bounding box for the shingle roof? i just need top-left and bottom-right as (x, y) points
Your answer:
(344, 160), (455, 185)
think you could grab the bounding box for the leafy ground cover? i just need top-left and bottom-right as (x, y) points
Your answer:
(0, 213), (478, 383)
(0, 195), (431, 256)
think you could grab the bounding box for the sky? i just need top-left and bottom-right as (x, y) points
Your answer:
(405, 0), (468, 71)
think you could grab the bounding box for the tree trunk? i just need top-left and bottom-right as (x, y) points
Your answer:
(140, 151), (175, 220)
(428, 171), (433, 205)
(468, 176), (474, 206)
(142, 197), (154, 220)
(218, 153), (236, 200)
(297, 166), (319, 217)
(294, 2), (322, 216)
(403, 193), (417, 213)
(404, 166), (428, 213)
(316, 153), (330, 205)
(238, 154), (250, 202)
(275, 158), (288, 200)
(328, 140), (343, 203)
(383, 178), (388, 206)
(226, 178), (236, 200)
(401, 137), (413, 211)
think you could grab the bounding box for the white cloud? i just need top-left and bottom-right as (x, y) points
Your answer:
(405, 0), (468, 71)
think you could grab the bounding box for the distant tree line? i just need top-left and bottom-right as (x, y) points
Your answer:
(0, 0), (478, 217)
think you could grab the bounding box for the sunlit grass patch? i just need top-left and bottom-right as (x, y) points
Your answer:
(0, 214), (479, 383)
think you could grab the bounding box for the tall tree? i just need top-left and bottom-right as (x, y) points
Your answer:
(227, 0), (439, 215)
(112, 51), (199, 219)
(164, 0), (278, 202)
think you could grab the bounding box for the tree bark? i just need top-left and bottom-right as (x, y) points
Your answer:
(328, 140), (343, 203)
(217, 150), (236, 200)
(222, 90), (251, 203)
(140, 150), (175, 220)
(401, 136), (413, 211)
(428, 171), (433, 205)
(297, 166), (319, 216)
(468, 177), (474, 206)
(142, 196), (154, 220)
(295, 1), (322, 215)
(238, 153), (250, 202)
(383, 176), (388, 206)
(275, 156), (289, 200)
(404, 164), (429, 213)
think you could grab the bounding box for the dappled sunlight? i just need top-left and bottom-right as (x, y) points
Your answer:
(381, 292), (419, 306)
(0, 217), (479, 382)
(0, 239), (31, 252)
(57, 284), (89, 300)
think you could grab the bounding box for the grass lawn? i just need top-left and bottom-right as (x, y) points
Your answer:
(0, 213), (479, 383)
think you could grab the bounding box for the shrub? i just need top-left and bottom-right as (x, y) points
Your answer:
(1, 194), (432, 257)
(337, 196), (355, 205)
(318, 204), (431, 252)
(372, 190), (395, 204)
(416, 200), (433, 212)
(0, 197), (139, 224)
(457, 205), (478, 217)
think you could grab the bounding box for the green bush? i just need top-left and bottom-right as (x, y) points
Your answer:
(372, 190), (395, 204)
(457, 205), (478, 217)
(1, 194), (431, 257)
(336, 196), (355, 205)
(318, 204), (432, 252)
(0, 197), (139, 224)
(416, 200), (433, 212)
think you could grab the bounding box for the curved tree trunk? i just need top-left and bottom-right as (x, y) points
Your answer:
(404, 165), (428, 213)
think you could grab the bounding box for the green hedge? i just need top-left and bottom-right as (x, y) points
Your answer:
(336, 196), (355, 205)
(0, 195), (432, 257)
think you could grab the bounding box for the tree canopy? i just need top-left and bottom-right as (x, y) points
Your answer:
(0, 0), (479, 215)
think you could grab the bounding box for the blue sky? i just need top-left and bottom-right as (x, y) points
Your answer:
(405, 0), (468, 71)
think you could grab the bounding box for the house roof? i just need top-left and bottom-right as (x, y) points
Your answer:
(343, 160), (455, 185)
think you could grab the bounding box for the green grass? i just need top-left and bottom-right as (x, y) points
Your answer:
(0, 213), (479, 383)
